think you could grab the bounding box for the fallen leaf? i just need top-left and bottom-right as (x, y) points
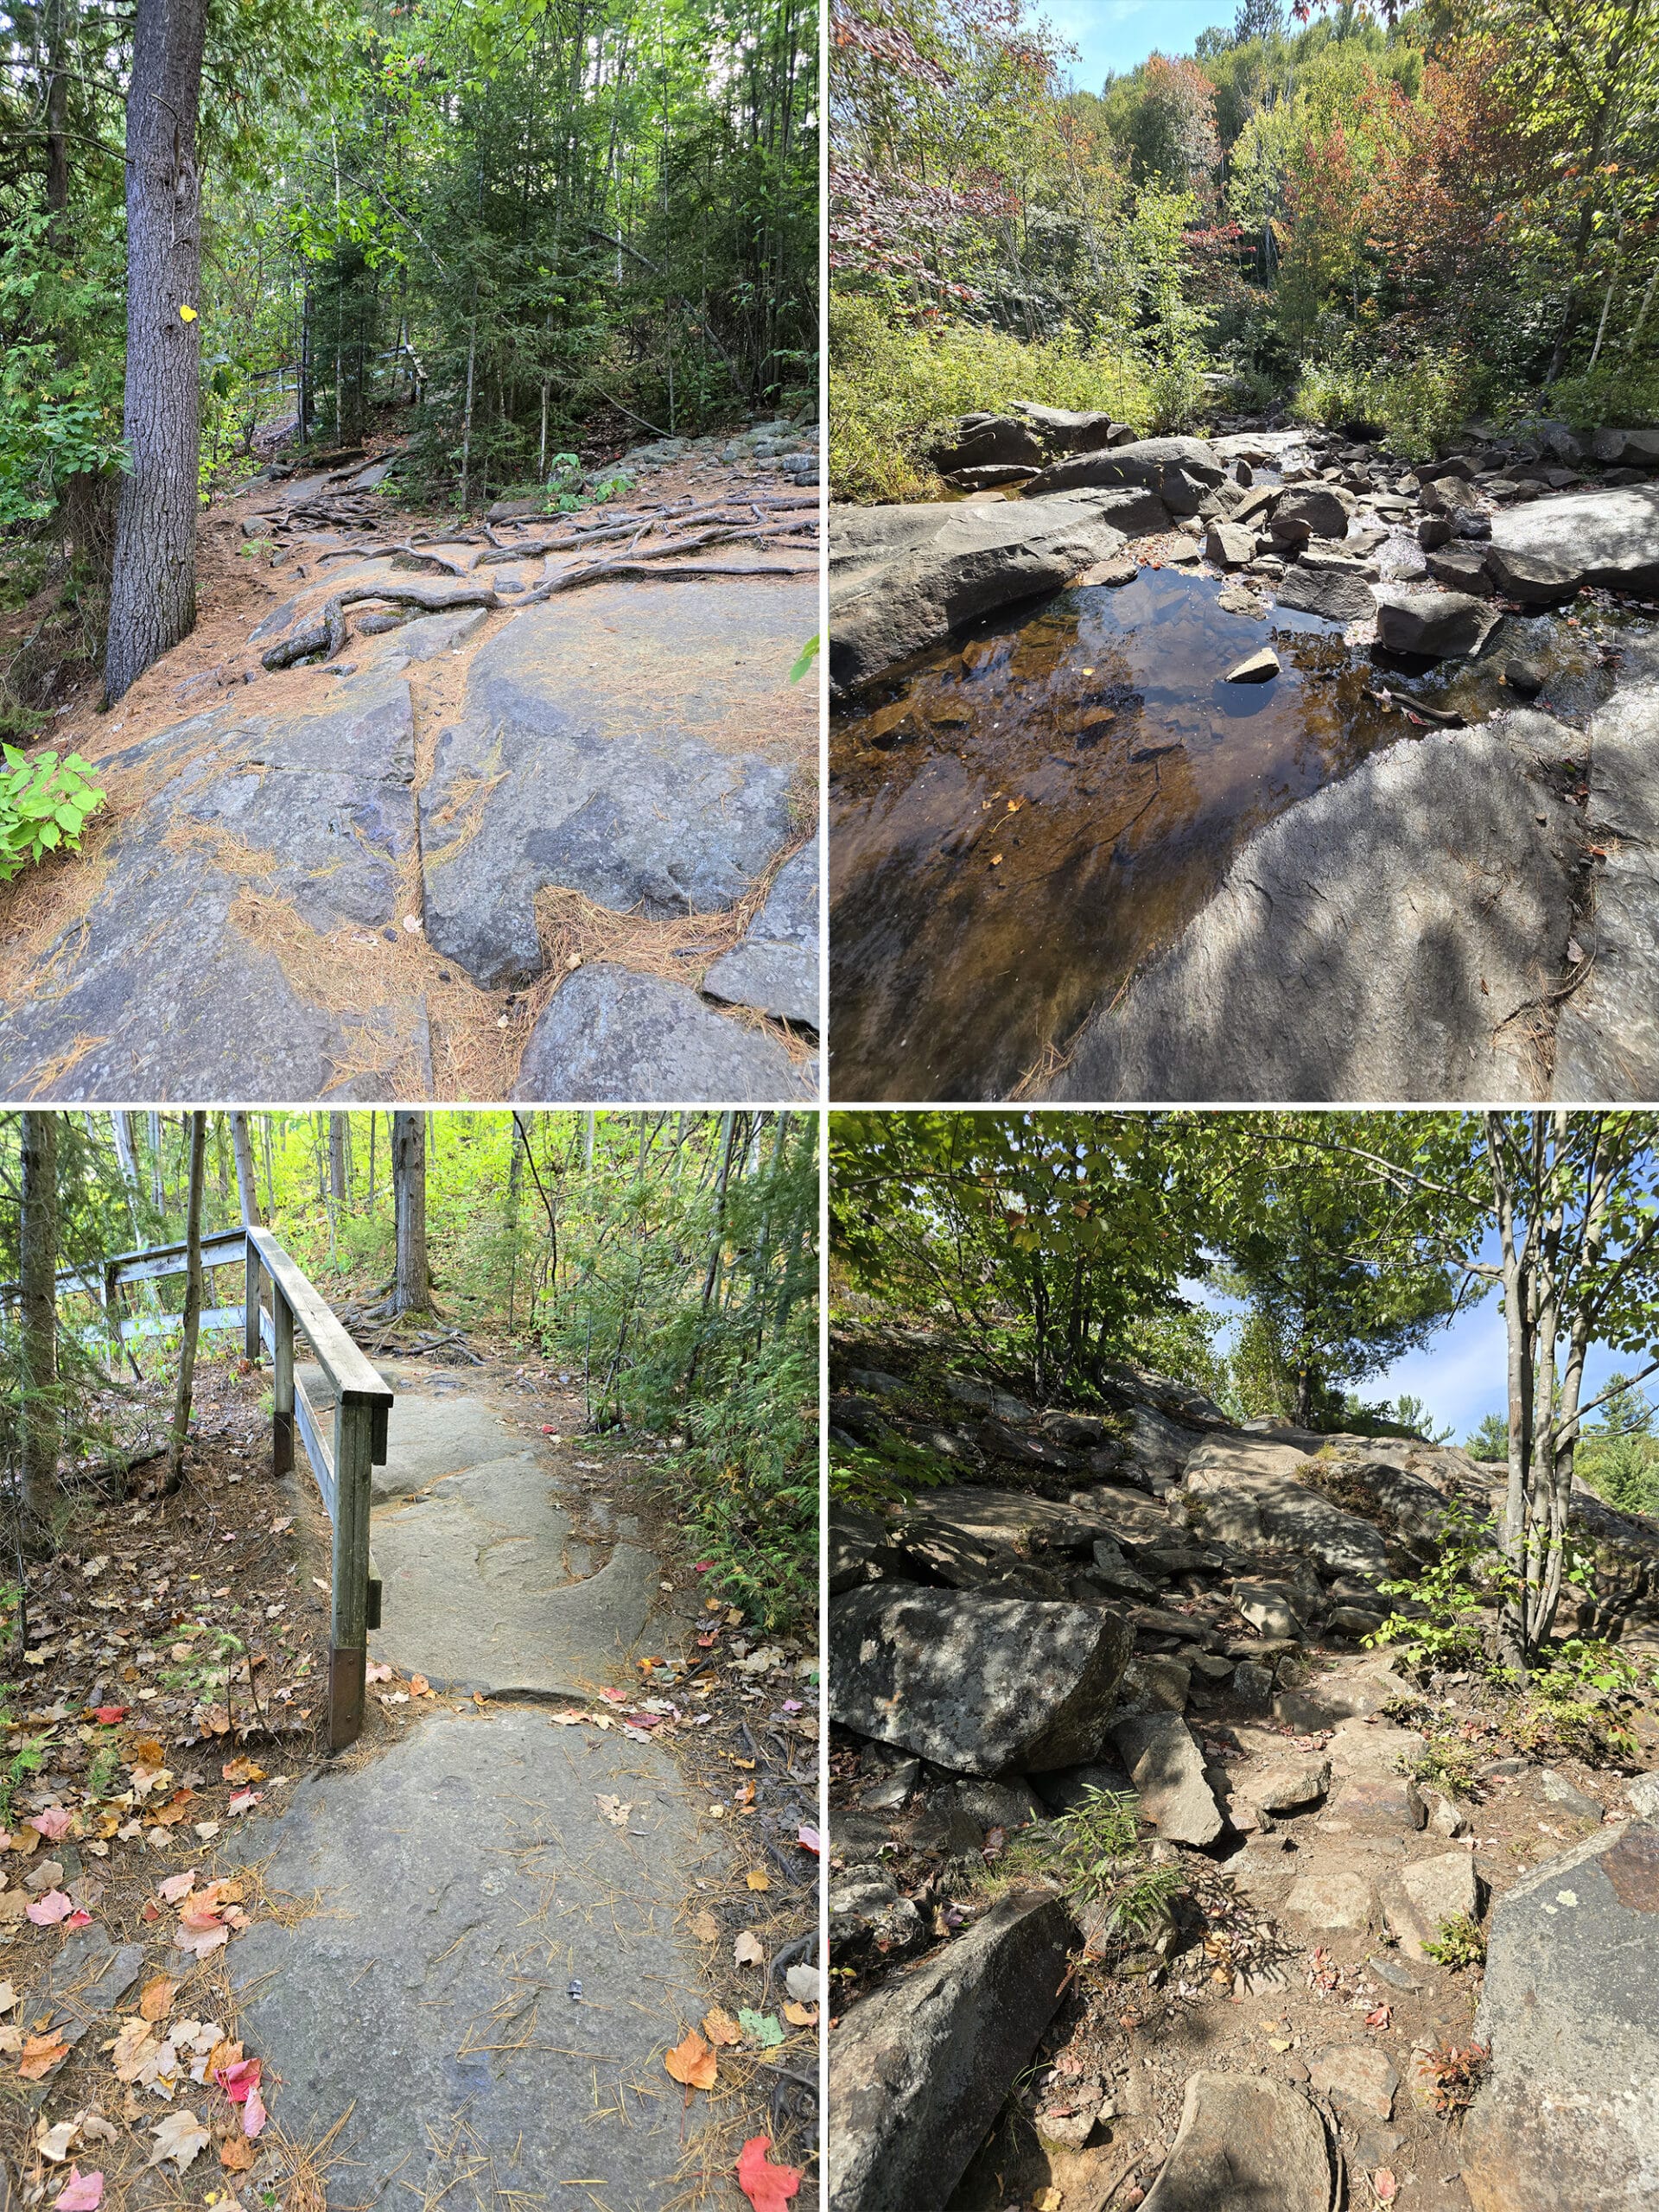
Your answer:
(244, 2083), (267, 2137)
(664, 2028), (717, 2091)
(221, 1758), (266, 1786)
(1373, 2174), (1397, 2206)
(111, 2018), (162, 2082)
(689, 1912), (719, 1943)
(739, 2008), (784, 2048)
(29, 1809), (72, 1842)
(797, 1826), (821, 1854)
(734, 1930), (764, 1967)
(594, 1796), (632, 1829)
(0, 1981), (15, 2012)
(91, 1707), (126, 1726)
(702, 2008), (742, 2047)
(52, 2171), (103, 2211)
(226, 1791), (261, 1816)
(27, 1891), (75, 1926)
(736, 2135), (801, 2212)
(18, 2031), (69, 2080)
(745, 1870), (771, 1892)
(784, 1964), (822, 2005)
(219, 2134), (257, 2172)
(409, 1675), (432, 1697)
(39, 2120), (81, 2161)
(1035, 2191), (1062, 2212)
(1364, 2005), (1392, 2030)
(146, 2108), (210, 2171)
(783, 2001), (817, 2027)
(365, 1663), (392, 1683)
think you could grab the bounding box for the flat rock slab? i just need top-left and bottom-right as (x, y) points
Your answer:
(1553, 680), (1659, 1098)
(1489, 482), (1659, 593)
(702, 838), (821, 1028)
(230, 1707), (709, 2211)
(1110, 1713), (1223, 1846)
(1143, 2071), (1335, 2212)
(1463, 1821), (1659, 2210)
(296, 1365), (518, 1503)
(421, 582), (808, 988)
(829, 1892), (1071, 2212)
(369, 1453), (659, 1696)
(829, 492), (1158, 695)
(1052, 715), (1581, 1102)
(899, 1485), (1157, 1558)
(0, 847), (430, 1101)
(512, 965), (814, 1103)
(17, 1929), (144, 2097)
(830, 1584), (1132, 1777)
(1184, 1442), (1389, 1578)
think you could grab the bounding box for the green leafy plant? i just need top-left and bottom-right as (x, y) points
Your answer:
(1364, 1500), (1514, 1668)
(0, 1727), (49, 1833)
(1423, 1913), (1486, 1971)
(0, 746), (105, 880)
(157, 1622), (245, 1701)
(829, 1437), (954, 1511)
(789, 632), (819, 684)
(543, 451), (586, 512)
(588, 469), (634, 503)
(1048, 1785), (1184, 1943)
(85, 1745), (121, 1799)
(1408, 1729), (1483, 1795)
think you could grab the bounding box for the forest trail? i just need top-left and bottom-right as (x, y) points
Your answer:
(0, 435), (822, 1105)
(226, 1353), (817, 2210)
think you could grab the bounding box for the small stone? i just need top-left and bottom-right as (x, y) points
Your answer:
(1322, 1774), (1427, 1835)
(1284, 1868), (1374, 1929)
(1540, 1768), (1604, 1823)
(1385, 1849), (1481, 1961)
(1308, 2041), (1398, 2120)
(1224, 647), (1280, 683)
(1232, 1662), (1274, 1710)
(1076, 555), (1139, 588)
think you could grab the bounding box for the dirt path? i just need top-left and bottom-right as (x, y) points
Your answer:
(0, 442), (821, 1103)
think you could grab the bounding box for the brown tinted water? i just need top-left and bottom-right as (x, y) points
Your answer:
(829, 567), (1627, 1102)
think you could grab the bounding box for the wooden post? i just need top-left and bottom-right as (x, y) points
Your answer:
(272, 1287), (295, 1478)
(244, 1238), (260, 1365)
(328, 1395), (372, 1751)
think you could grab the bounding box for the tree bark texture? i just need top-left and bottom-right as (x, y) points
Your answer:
(20, 1114), (60, 1525)
(392, 1111), (430, 1313)
(104, 0), (208, 704)
(166, 1109), (207, 1492)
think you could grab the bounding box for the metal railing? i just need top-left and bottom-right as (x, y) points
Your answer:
(4, 1225), (391, 1752)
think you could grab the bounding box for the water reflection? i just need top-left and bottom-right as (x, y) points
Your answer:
(829, 566), (1624, 1102)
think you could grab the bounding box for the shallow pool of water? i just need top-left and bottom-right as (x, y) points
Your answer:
(829, 567), (1630, 1101)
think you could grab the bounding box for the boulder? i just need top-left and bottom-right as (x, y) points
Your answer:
(1426, 544), (1493, 594)
(511, 966), (810, 1103)
(830, 1584), (1133, 1777)
(829, 493), (1166, 694)
(1462, 1822), (1659, 2210)
(1048, 712), (1580, 1103)
(1230, 1577), (1306, 1639)
(1488, 482), (1659, 594)
(1322, 1773), (1427, 1834)
(1142, 2072), (1336, 2212)
(1589, 427), (1659, 467)
(1207, 520), (1257, 569)
(830, 1505), (903, 1594)
(1232, 1752), (1331, 1820)
(1027, 436), (1225, 513)
(829, 1893), (1072, 2212)
(1009, 403), (1128, 454)
(1270, 483), (1354, 543)
(1109, 1713), (1224, 1846)
(932, 416), (1046, 474)
(1374, 587), (1503, 658)
(1283, 1867), (1375, 1929)
(1274, 564), (1375, 622)
(1184, 1440), (1390, 1577)
(702, 839), (820, 1028)
(1384, 1848), (1481, 1961)
(1484, 543), (1579, 605)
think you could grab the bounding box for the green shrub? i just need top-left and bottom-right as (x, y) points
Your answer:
(830, 293), (1160, 505)
(0, 745), (105, 879)
(1423, 1914), (1486, 1971)
(1290, 344), (1497, 461)
(1542, 360), (1659, 432)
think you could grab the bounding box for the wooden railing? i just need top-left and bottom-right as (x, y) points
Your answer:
(5, 1225), (391, 1752)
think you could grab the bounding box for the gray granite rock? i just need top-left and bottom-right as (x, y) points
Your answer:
(512, 965), (811, 1103)
(702, 838), (820, 1027)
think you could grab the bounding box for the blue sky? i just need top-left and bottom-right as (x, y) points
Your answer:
(1039, 0), (1236, 90)
(1183, 1261), (1638, 1446)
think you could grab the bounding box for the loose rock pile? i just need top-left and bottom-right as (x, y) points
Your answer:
(827, 1325), (1659, 2212)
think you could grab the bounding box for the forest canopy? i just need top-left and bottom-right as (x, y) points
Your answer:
(830, 0), (1659, 499)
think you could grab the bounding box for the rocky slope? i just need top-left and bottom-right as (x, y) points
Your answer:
(826, 1325), (1659, 2212)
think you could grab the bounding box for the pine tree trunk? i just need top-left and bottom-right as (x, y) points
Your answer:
(230, 1112), (261, 1226)
(166, 1111), (207, 1493)
(392, 1112), (430, 1313)
(103, 0), (208, 703)
(20, 1114), (60, 1527)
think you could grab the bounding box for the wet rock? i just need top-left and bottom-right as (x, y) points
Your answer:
(1384, 1848), (1481, 1961)
(1488, 481), (1659, 594)
(1141, 2071), (1337, 2212)
(830, 1866), (928, 1967)
(830, 1584), (1133, 1777)
(421, 585), (804, 987)
(511, 967), (810, 1103)
(1309, 2042), (1397, 2120)
(1503, 658), (1546, 697)
(1050, 702), (1582, 1103)
(1027, 435), (1225, 512)
(1270, 559), (1376, 621)
(1224, 645), (1281, 682)
(702, 837), (820, 1028)
(1075, 551), (1140, 587)
(1109, 1713), (1224, 1845)
(829, 1892), (1072, 2212)
(1462, 1823), (1659, 2211)
(1374, 587), (1502, 658)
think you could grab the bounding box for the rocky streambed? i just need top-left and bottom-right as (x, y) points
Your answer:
(827, 1328), (1659, 2212)
(829, 410), (1659, 1102)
